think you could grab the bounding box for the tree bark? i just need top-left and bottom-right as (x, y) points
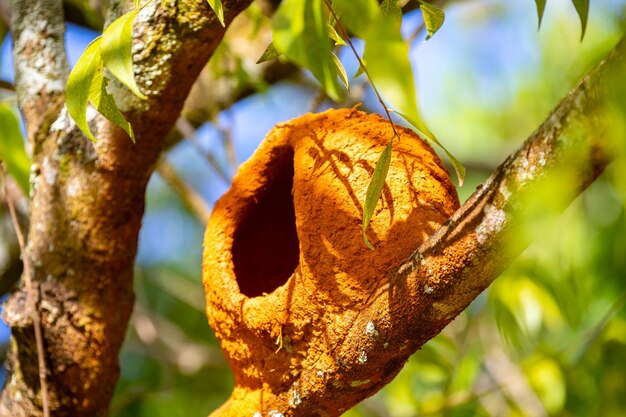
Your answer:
(1, 1), (252, 416)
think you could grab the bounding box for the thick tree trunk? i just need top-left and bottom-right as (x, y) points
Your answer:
(1, 1), (252, 416)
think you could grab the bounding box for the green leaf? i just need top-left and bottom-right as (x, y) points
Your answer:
(353, 62), (366, 79)
(351, 0), (401, 79)
(207, 0), (225, 26)
(393, 110), (466, 187)
(66, 37), (103, 142)
(256, 42), (281, 64)
(101, 9), (147, 99)
(364, 21), (418, 125)
(535, 0), (547, 29)
(273, 0), (344, 101)
(571, 0), (589, 40)
(362, 138), (393, 249)
(0, 104), (30, 194)
(89, 65), (135, 142)
(418, 1), (445, 40)
(328, 24), (346, 46)
(332, 0), (380, 39)
(381, 0), (403, 31)
(331, 53), (349, 91)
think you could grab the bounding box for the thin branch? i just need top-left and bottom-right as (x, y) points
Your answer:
(175, 117), (232, 183)
(323, 0), (401, 140)
(0, 80), (14, 92)
(565, 289), (626, 361)
(0, 0), (9, 27)
(156, 159), (212, 225)
(0, 167), (49, 417)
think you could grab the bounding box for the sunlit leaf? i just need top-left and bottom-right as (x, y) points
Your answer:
(381, 0), (403, 28)
(332, 0), (380, 38)
(256, 42), (281, 64)
(353, 63), (365, 79)
(365, 28), (415, 112)
(0, 104), (30, 193)
(332, 53), (349, 91)
(418, 1), (445, 40)
(571, 0), (589, 40)
(535, 0), (547, 29)
(363, 138), (393, 249)
(207, 0), (225, 26)
(328, 24), (346, 46)
(66, 37), (103, 142)
(273, 0), (344, 101)
(101, 9), (147, 99)
(89, 66), (135, 142)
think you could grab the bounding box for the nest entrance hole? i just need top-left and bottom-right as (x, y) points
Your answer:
(232, 146), (299, 298)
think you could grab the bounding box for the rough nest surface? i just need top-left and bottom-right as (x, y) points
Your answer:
(203, 108), (459, 416)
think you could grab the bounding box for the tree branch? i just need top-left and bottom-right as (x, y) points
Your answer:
(10, 0), (69, 134)
(307, 36), (625, 415)
(1, 1), (254, 416)
(228, 36), (625, 417)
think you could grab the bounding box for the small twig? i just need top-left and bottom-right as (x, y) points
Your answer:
(1, 166), (49, 417)
(175, 117), (232, 184)
(309, 89), (327, 112)
(156, 159), (212, 225)
(407, 21), (426, 44)
(217, 117), (238, 170)
(0, 79), (15, 92)
(323, 0), (401, 140)
(0, 0), (9, 27)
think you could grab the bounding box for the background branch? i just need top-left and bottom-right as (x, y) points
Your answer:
(156, 159), (212, 225)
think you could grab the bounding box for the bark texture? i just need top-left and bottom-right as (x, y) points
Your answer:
(1, 1), (252, 416)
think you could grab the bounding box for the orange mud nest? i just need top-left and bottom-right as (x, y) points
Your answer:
(203, 108), (459, 416)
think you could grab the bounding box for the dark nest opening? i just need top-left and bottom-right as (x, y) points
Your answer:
(232, 146), (300, 297)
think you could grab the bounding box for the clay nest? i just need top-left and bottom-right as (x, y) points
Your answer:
(203, 108), (459, 416)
